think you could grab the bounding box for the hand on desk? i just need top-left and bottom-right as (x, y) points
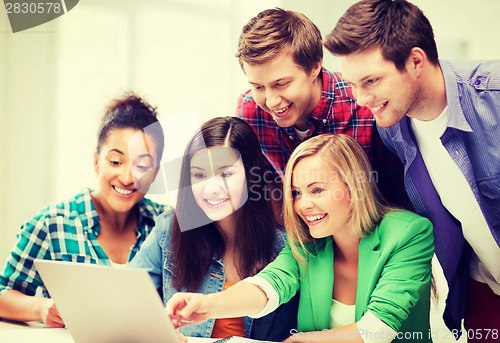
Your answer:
(40, 299), (65, 328)
(0, 290), (65, 328)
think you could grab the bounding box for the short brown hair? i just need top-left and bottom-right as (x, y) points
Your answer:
(283, 134), (391, 266)
(324, 0), (438, 71)
(236, 8), (323, 73)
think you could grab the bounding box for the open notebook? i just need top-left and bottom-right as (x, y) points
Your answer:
(213, 337), (276, 343)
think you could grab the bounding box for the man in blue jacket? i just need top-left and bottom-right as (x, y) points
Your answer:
(324, 0), (499, 341)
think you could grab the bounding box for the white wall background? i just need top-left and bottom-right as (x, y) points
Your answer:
(1, 0), (499, 339)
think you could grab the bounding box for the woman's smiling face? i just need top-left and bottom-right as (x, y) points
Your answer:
(94, 128), (158, 214)
(292, 154), (352, 239)
(190, 146), (247, 222)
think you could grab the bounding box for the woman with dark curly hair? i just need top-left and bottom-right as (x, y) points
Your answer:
(0, 92), (166, 327)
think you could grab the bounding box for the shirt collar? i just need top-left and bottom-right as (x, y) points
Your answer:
(76, 188), (101, 236)
(136, 197), (159, 236)
(281, 68), (331, 136)
(308, 68), (331, 123)
(439, 60), (472, 132)
(78, 188), (158, 237)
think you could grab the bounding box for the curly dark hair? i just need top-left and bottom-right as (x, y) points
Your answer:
(96, 91), (164, 163)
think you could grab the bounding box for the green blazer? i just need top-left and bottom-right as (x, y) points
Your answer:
(258, 211), (434, 342)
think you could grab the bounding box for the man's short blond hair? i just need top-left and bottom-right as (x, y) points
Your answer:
(236, 8), (323, 73)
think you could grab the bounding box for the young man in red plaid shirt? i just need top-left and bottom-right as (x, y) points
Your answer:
(235, 8), (409, 212)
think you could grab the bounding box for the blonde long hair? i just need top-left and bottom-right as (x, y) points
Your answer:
(283, 134), (392, 266)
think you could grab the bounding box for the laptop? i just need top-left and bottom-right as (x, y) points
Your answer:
(34, 259), (181, 343)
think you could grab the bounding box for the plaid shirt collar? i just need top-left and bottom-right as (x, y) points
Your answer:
(281, 68), (335, 137)
(78, 188), (158, 239)
(310, 68), (332, 122)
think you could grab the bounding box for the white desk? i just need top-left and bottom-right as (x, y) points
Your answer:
(0, 319), (216, 343)
(0, 319), (74, 343)
(0, 319), (46, 330)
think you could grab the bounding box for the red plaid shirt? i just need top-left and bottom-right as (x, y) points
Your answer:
(236, 68), (411, 208)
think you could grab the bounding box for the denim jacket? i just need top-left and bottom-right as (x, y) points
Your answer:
(130, 208), (298, 340)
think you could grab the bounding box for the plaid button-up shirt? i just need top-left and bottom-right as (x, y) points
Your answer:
(237, 67), (409, 208)
(0, 188), (165, 297)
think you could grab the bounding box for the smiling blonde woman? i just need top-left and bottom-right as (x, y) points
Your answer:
(166, 133), (434, 343)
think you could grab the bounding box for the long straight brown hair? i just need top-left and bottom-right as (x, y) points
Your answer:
(171, 117), (278, 291)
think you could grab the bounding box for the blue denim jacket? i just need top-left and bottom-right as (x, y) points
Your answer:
(130, 208), (298, 340)
(377, 60), (500, 332)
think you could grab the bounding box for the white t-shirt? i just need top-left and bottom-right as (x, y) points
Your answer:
(330, 298), (355, 329)
(411, 107), (500, 294)
(293, 126), (309, 141)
